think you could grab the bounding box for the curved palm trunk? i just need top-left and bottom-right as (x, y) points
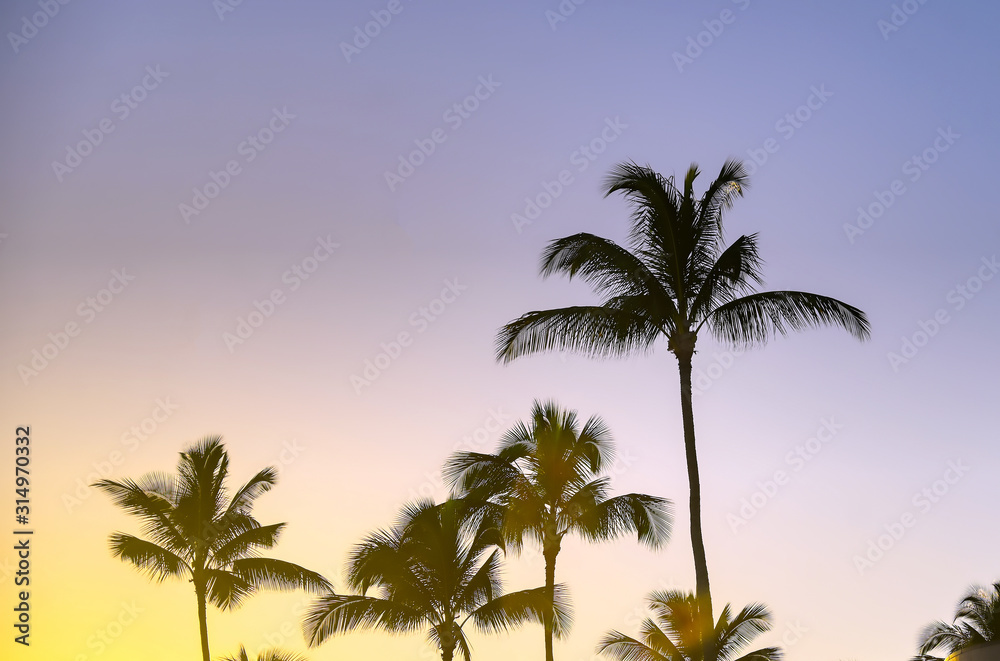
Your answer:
(195, 582), (211, 661)
(676, 353), (715, 661)
(543, 548), (558, 661)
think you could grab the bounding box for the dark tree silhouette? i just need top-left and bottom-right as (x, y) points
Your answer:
(221, 647), (308, 661)
(495, 161), (870, 660)
(93, 436), (330, 661)
(914, 582), (1000, 661)
(304, 498), (566, 661)
(598, 589), (783, 661)
(445, 400), (672, 661)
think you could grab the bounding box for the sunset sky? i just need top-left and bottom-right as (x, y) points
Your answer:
(1, 1), (998, 660)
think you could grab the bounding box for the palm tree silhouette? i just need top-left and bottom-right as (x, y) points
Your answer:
(914, 582), (1000, 660)
(303, 498), (566, 661)
(495, 161), (870, 660)
(221, 647), (308, 661)
(92, 436), (331, 661)
(444, 400), (672, 661)
(598, 589), (783, 661)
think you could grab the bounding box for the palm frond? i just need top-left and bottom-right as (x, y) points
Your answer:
(443, 452), (526, 502)
(303, 594), (426, 646)
(597, 630), (673, 661)
(205, 568), (254, 610)
(231, 557), (332, 594)
(602, 161), (684, 264)
(213, 522), (285, 565)
(716, 602), (773, 661)
(571, 493), (672, 549)
(697, 159), (749, 232)
(347, 527), (414, 594)
(496, 305), (660, 364)
(455, 629), (473, 661)
(540, 233), (674, 308)
(730, 647), (783, 661)
(689, 234), (764, 321)
(706, 290), (871, 347)
(92, 478), (188, 551)
(639, 617), (686, 658)
(220, 646), (308, 661)
(107, 532), (190, 581)
(225, 467), (278, 518)
(457, 548), (502, 610)
(470, 584), (573, 638)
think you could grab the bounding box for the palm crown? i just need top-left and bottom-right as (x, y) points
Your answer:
(445, 400), (671, 554)
(497, 160), (869, 362)
(304, 498), (567, 661)
(93, 436), (331, 661)
(444, 400), (672, 661)
(598, 590), (783, 661)
(914, 582), (1000, 660)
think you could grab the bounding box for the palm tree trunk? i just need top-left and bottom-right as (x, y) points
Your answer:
(442, 644), (455, 661)
(195, 582), (211, 661)
(676, 352), (715, 661)
(543, 548), (557, 661)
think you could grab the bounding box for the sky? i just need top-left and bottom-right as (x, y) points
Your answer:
(1, 1), (998, 660)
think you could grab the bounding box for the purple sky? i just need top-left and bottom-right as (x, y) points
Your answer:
(1, 1), (998, 660)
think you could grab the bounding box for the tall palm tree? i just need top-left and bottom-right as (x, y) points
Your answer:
(495, 161), (870, 660)
(914, 582), (1000, 661)
(93, 436), (331, 661)
(598, 589), (783, 661)
(303, 498), (567, 661)
(444, 400), (672, 661)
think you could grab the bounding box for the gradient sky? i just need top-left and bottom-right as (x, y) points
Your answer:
(2, 1), (998, 660)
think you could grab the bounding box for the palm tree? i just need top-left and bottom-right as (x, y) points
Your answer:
(914, 582), (1000, 661)
(495, 160), (870, 660)
(93, 436), (331, 661)
(444, 400), (672, 661)
(598, 589), (783, 661)
(303, 498), (567, 661)
(221, 647), (308, 661)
